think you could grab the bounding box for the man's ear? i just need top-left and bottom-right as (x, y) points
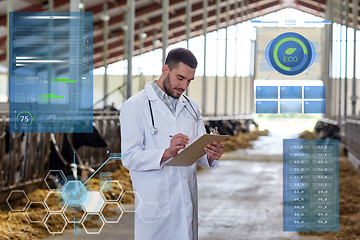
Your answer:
(162, 65), (170, 75)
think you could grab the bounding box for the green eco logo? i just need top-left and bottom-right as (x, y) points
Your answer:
(265, 32), (315, 76)
(285, 48), (297, 55)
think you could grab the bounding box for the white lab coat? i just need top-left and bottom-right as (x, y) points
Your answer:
(120, 82), (217, 240)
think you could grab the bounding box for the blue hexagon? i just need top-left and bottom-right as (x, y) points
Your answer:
(62, 180), (87, 207)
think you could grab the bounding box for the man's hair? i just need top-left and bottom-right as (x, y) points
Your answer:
(165, 48), (198, 70)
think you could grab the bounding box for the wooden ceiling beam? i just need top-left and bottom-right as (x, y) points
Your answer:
(85, 0), (127, 15)
(92, 0), (223, 49)
(21, 0), (43, 5)
(6, 0), (360, 66)
(92, 1), (282, 67)
(0, 0), (69, 25)
(93, 0), (280, 60)
(92, 1), (235, 58)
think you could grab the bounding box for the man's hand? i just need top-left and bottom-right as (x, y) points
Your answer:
(205, 141), (224, 161)
(161, 133), (189, 162)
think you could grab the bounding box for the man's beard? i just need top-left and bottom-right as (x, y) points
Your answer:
(163, 75), (181, 98)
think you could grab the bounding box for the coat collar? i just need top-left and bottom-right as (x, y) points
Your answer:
(144, 82), (159, 101)
(144, 82), (187, 116)
(176, 94), (187, 115)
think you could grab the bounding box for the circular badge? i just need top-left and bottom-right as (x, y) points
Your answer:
(16, 111), (34, 127)
(265, 32), (315, 76)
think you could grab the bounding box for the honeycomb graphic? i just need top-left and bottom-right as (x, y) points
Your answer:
(5, 162), (162, 235)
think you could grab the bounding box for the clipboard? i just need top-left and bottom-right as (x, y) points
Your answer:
(165, 134), (229, 166)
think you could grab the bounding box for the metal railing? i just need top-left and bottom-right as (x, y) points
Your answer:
(0, 111), (121, 193)
(345, 118), (360, 169)
(0, 109), (257, 193)
(0, 117), (50, 192)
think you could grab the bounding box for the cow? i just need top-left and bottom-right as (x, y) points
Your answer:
(314, 121), (340, 139)
(0, 121), (108, 190)
(48, 122), (108, 188)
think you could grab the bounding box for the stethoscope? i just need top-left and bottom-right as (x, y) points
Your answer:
(148, 95), (199, 135)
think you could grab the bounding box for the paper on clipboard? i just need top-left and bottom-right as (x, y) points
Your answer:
(164, 134), (229, 166)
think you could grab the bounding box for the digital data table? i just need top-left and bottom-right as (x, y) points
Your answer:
(283, 139), (339, 231)
(9, 12), (93, 133)
(256, 86), (326, 114)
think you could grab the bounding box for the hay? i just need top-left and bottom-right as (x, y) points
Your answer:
(223, 130), (269, 152)
(299, 130), (317, 139)
(299, 156), (360, 239)
(0, 164), (133, 240)
(0, 129), (270, 239)
(298, 129), (360, 238)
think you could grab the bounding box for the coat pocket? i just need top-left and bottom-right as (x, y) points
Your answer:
(133, 172), (170, 219)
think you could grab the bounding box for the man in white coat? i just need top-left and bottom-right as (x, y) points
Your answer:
(120, 48), (224, 240)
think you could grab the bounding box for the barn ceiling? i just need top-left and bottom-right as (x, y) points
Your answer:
(0, 0), (357, 70)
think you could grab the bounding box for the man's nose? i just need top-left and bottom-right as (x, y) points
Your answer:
(181, 81), (188, 90)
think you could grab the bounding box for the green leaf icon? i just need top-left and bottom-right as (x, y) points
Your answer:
(285, 48), (296, 55)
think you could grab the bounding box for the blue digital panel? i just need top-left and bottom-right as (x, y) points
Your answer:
(9, 12), (93, 133)
(280, 86), (302, 99)
(256, 86), (278, 99)
(304, 86), (326, 99)
(280, 101), (302, 113)
(256, 101), (278, 113)
(304, 101), (326, 114)
(283, 139), (339, 231)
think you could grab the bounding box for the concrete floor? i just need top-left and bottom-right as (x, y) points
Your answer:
(198, 133), (321, 240)
(198, 160), (322, 240)
(46, 134), (323, 240)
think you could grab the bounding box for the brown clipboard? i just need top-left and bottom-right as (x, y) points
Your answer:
(164, 134), (229, 166)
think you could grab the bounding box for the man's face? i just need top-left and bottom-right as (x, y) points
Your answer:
(163, 62), (195, 98)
